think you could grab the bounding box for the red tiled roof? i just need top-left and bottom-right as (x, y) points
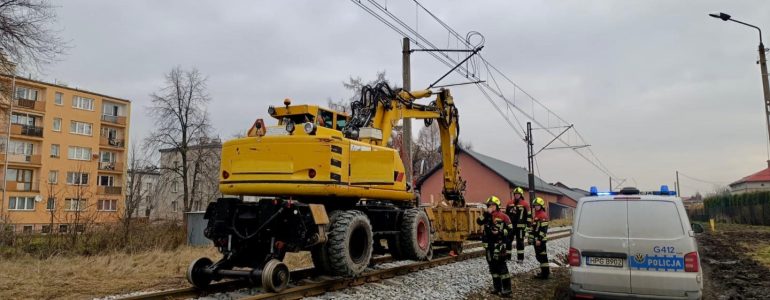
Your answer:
(731, 167), (770, 186)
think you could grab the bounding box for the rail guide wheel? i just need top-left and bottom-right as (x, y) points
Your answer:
(261, 259), (290, 292)
(186, 257), (213, 288)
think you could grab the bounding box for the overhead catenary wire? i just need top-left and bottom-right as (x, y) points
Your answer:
(351, 0), (621, 182)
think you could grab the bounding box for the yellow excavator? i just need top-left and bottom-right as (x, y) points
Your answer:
(187, 83), (482, 292)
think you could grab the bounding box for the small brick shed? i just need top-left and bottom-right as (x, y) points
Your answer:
(416, 149), (579, 219)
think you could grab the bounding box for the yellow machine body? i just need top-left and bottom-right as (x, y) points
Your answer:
(219, 89), (464, 204)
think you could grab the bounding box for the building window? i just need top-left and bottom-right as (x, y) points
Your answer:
(69, 121), (93, 136)
(100, 151), (115, 163)
(171, 181), (178, 193)
(6, 168), (33, 191)
(53, 118), (62, 131)
(15, 86), (38, 101)
(72, 96), (94, 110)
(64, 198), (86, 211)
(11, 112), (36, 126)
(48, 170), (58, 184)
(67, 146), (92, 160)
(51, 144), (60, 158)
(8, 140), (33, 155)
(75, 224), (85, 233)
(54, 92), (63, 105)
(97, 199), (117, 211)
(46, 197), (55, 210)
(98, 175), (114, 186)
(171, 200), (178, 212)
(41, 225), (51, 234)
(58, 224), (68, 233)
(8, 196), (35, 210)
(66, 172), (89, 185)
(22, 225), (33, 233)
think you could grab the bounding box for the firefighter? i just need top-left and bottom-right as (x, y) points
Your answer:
(476, 196), (513, 296)
(504, 186), (531, 263)
(530, 197), (550, 279)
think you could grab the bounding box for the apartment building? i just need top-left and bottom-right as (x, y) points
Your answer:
(156, 140), (222, 220)
(0, 75), (130, 233)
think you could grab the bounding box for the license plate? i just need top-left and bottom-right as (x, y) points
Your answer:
(586, 256), (624, 267)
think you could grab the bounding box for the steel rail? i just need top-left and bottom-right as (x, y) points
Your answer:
(121, 229), (572, 300)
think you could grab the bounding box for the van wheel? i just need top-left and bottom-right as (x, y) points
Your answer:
(327, 210), (373, 276)
(399, 209), (432, 260)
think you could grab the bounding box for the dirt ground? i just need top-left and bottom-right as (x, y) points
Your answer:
(698, 223), (770, 300)
(0, 246), (313, 300)
(465, 267), (571, 300)
(466, 223), (770, 300)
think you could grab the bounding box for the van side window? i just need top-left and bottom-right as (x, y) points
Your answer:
(577, 201), (628, 238)
(627, 201), (684, 239)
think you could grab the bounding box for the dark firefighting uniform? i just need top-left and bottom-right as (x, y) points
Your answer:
(531, 208), (550, 278)
(476, 210), (514, 295)
(505, 197), (531, 261)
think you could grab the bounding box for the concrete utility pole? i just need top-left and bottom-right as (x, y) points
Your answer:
(709, 13), (770, 165)
(402, 37), (413, 187)
(526, 122), (536, 203)
(676, 171), (681, 197)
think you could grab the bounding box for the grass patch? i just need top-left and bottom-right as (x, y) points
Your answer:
(751, 244), (770, 269)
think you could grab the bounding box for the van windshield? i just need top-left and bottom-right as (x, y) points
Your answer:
(577, 200), (628, 238)
(628, 201), (684, 239)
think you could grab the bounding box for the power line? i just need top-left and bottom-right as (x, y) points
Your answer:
(351, 0), (621, 182)
(678, 172), (727, 186)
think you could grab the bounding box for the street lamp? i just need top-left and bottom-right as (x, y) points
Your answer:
(710, 12), (770, 166)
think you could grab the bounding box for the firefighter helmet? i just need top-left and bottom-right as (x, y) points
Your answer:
(513, 187), (525, 195)
(534, 197), (545, 207)
(486, 196), (501, 207)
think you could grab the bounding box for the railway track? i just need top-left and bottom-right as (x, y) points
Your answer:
(121, 229), (572, 300)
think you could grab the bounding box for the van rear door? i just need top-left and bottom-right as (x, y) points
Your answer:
(627, 200), (695, 297)
(572, 200), (631, 293)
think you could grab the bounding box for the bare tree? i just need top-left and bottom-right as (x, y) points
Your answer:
(146, 66), (213, 213)
(414, 122), (441, 177)
(0, 0), (67, 73)
(62, 162), (96, 246)
(122, 141), (152, 241)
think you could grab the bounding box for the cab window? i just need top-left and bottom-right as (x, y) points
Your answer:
(280, 114), (314, 125)
(319, 110), (334, 129)
(336, 115), (350, 130)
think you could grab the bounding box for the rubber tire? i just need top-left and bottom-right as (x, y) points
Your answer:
(399, 209), (432, 260)
(311, 210), (343, 274)
(186, 257), (213, 288)
(327, 210), (373, 276)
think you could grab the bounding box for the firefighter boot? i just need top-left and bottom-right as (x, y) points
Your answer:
(492, 275), (502, 294)
(500, 275), (512, 297)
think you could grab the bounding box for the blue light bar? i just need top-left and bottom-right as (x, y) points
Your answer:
(590, 186), (598, 196)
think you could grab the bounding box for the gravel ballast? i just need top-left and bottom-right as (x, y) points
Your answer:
(304, 237), (571, 300)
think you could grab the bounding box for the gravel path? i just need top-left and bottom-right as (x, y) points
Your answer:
(304, 237), (571, 300)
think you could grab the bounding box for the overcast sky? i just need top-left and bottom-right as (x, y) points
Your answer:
(39, 0), (770, 197)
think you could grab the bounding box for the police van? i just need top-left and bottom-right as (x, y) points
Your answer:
(569, 186), (704, 299)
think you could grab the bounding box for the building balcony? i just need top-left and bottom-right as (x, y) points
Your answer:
(10, 123), (43, 138)
(99, 136), (125, 148)
(2, 181), (39, 192)
(101, 114), (127, 126)
(97, 185), (122, 195)
(98, 161), (124, 172)
(14, 99), (45, 112)
(0, 153), (42, 165)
